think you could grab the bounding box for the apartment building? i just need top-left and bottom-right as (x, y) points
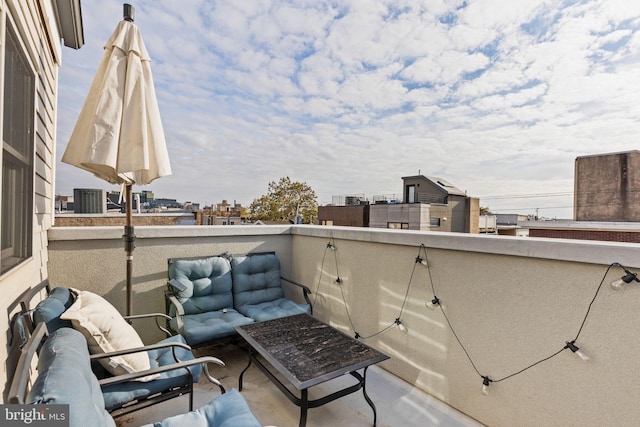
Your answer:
(369, 175), (480, 232)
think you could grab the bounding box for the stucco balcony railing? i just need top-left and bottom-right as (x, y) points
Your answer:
(47, 225), (640, 427)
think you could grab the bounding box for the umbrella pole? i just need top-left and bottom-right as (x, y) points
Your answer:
(124, 4), (135, 316)
(124, 183), (136, 316)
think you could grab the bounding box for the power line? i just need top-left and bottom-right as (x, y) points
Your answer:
(487, 199), (640, 213)
(479, 187), (640, 201)
(490, 206), (573, 212)
(479, 192), (573, 200)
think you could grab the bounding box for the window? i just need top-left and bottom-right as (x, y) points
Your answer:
(1, 24), (34, 274)
(388, 222), (409, 229)
(430, 218), (441, 227)
(406, 184), (416, 203)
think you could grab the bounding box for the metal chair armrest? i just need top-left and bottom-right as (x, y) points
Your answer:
(98, 355), (225, 393)
(7, 323), (48, 404)
(166, 294), (186, 334)
(281, 276), (313, 313)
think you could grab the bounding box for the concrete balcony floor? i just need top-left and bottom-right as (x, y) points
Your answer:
(115, 342), (483, 427)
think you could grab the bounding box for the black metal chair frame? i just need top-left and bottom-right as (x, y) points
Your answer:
(14, 279), (226, 418)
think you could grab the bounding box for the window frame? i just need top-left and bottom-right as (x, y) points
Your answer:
(406, 184), (416, 203)
(1, 17), (37, 275)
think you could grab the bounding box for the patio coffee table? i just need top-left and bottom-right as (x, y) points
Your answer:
(235, 313), (390, 427)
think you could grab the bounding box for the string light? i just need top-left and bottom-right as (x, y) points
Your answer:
(425, 296), (441, 309)
(316, 241), (628, 393)
(327, 242), (336, 250)
(395, 318), (408, 334)
(481, 376), (492, 395)
(565, 341), (589, 361)
(610, 265), (639, 290)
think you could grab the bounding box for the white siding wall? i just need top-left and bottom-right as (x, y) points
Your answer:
(0, 0), (62, 399)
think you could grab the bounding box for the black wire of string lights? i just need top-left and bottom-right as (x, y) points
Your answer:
(414, 244), (636, 394)
(316, 239), (638, 394)
(317, 238), (417, 339)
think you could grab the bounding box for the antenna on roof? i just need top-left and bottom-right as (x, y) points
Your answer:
(123, 3), (135, 22)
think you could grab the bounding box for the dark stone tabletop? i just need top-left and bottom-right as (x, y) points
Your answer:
(236, 314), (389, 388)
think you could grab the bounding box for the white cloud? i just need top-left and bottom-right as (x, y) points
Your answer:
(54, 0), (640, 217)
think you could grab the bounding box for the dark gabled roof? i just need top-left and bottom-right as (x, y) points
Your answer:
(402, 175), (466, 196)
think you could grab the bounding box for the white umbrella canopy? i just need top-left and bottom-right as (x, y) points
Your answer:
(62, 19), (170, 184)
(62, 5), (170, 315)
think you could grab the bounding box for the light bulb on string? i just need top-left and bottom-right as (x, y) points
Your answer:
(425, 296), (441, 309)
(610, 269), (639, 290)
(481, 376), (492, 395)
(335, 277), (342, 285)
(395, 318), (408, 334)
(327, 242), (336, 250)
(565, 341), (589, 361)
(415, 256), (428, 266)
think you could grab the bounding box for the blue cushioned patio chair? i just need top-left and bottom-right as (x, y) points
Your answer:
(8, 322), (262, 427)
(167, 255), (255, 347)
(20, 280), (225, 418)
(230, 252), (312, 322)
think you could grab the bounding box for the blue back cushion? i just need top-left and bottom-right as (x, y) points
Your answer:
(27, 328), (115, 427)
(168, 256), (233, 315)
(231, 253), (284, 308)
(33, 287), (75, 332)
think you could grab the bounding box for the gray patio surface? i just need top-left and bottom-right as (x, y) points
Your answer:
(115, 342), (484, 427)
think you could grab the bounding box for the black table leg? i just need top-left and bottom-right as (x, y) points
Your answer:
(299, 388), (309, 427)
(238, 349), (253, 391)
(361, 367), (377, 427)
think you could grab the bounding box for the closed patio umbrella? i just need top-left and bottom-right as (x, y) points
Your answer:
(62, 4), (170, 316)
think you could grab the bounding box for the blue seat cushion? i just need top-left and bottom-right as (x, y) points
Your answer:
(141, 389), (261, 427)
(33, 287), (75, 332)
(168, 256), (234, 315)
(27, 328), (115, 427)
(169, 309), (254, 346)
(102, 334), (201, 411)
(230, 253), (285, 307)
(231, 253), (310, 322)
(236, 297), (310, 322)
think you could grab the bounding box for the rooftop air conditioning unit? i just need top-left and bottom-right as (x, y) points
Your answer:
(345, 196), (361, 206)
(73, 189), (106, 213)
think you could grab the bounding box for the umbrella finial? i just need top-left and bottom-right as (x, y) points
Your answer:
(123, 4), (135, 22)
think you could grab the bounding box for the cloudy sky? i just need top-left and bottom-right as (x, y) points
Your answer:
(55, 0), (640, 218)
